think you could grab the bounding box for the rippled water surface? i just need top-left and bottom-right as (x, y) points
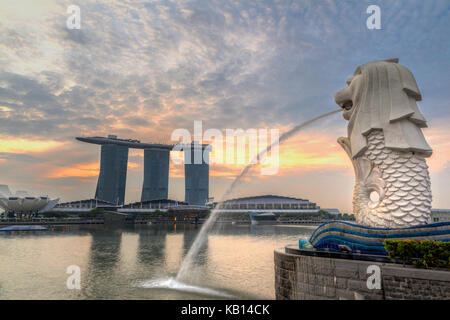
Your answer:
(0, 223), (315, 299)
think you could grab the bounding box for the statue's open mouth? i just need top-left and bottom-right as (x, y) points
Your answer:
(342, 100), (353, 110)
(334, 85), (355, 121)
(340, 100), (353, 120)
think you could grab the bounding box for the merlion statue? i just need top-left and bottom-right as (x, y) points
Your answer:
(335, 59), (433, 228)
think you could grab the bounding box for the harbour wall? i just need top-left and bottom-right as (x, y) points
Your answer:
(275, 246), (450, 300)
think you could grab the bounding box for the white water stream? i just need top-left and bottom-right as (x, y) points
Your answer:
(144, 109), (342, 297)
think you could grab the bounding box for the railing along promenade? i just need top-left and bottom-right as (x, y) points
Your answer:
(0, 217), (104, 226)
(0, 216), (351, 226)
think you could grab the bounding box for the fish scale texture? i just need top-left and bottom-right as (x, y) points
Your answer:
(355, 130), (432, 227)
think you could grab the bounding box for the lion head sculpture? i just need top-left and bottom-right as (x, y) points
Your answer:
(335, 58), (432, 159)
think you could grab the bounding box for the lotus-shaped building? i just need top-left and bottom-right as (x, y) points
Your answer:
(0, 185), (59, 217)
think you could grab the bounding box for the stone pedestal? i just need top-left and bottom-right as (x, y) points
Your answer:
(274, 245), (450, 300)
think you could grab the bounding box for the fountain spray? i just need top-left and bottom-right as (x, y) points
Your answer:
(176, 109), (342, 282)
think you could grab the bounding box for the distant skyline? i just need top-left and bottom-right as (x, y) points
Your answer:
(0, 0), (449, 212)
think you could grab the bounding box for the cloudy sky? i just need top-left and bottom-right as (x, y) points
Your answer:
(0, 0), (449, 212)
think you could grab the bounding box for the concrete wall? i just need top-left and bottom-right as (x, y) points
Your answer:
(275, 247), (450, 300)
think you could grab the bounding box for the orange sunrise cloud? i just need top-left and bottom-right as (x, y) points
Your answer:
(0, 137), (63, 154)
(46, 161), (140, 179)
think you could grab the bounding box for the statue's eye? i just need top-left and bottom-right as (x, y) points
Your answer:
(346, 77), (353, 86)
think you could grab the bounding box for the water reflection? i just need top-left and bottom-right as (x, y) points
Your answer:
(137, 226), (166, 265)
(182, 225), (208, 263)
(0, 223), (315, 299)
(82, 226), (123, 299)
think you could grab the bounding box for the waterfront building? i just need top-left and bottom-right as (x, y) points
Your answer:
(55, 198), (117, 212)
(95, 140), (129, 205)
(141, 148), (170, 201)
(431, 209), (450, 223)
(121, 199), (188, 211)
(321, 208), (341, 215)
(184, 142), (211, 206)
(53, 198), (202, 215)
(76, 135), (211, 206)
(0, 185), (58, 217)
(213, 195), (323, 213)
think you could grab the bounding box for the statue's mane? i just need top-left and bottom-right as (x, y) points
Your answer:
(347, 59), (433, 158)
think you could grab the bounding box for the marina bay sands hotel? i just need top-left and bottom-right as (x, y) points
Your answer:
(76, 135), (211, 206)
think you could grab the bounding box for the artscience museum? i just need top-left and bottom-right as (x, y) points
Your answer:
(0, 185), (59, 218)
